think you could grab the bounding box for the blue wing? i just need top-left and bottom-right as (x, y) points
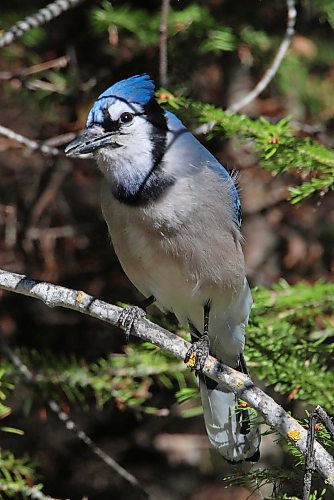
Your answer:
(165, 110), (242, 227)
(208, 162), (242, 227)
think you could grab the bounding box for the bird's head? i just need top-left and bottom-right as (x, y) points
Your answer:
(65, 74), (168, 165)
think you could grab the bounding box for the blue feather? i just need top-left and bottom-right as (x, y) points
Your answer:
(208, 162), (242, 226)
(87, 74), (155, 127)
(165, 112), (241, 224)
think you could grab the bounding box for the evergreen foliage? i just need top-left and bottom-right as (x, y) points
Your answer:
(1, 0), (334, 498)
(0, 450), (42, 498)
(159, 93), (334, 204)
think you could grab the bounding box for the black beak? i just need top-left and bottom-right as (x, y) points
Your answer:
(65, 127), (121, 157)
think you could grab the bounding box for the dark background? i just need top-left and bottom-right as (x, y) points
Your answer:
(1, 1), (334, 498)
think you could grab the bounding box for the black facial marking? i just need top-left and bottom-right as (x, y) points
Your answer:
(113, 170), (175, 206)
(97, 108), (144, 133)
(113, 98), (171, 206)
(144, 98), (168, 130)
(144, 98), (168, 169)
(100, 109), (119, 132)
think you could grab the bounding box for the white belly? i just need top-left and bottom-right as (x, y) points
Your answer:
(113, 220), (208, 323)
(101, 189), (250, 363)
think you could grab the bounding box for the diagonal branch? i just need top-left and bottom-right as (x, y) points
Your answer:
(0, 0), (85, 49)
(227, 0), (297, 114)
(0, 56), (70, 81)
(0, 268), (334, 490)
(0, 125), (61, 156)
(194, 0), (297, 136)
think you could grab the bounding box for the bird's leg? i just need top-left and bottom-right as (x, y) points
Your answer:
(237, 353), (249, 376)
(118, 295), (155, 342)
(184, 302), (210, 371)
(236, 353), (251, 434)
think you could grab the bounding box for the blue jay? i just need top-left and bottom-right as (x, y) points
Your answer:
(65, 74), (261, 462)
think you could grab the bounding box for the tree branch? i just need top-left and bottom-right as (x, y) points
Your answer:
(0, 0), (85, 49)
(194, 0), (297, 136)
(0, 56), (70, 82)
(303, 406), (334, 500)
(0, 268), (334, 490)
(0, 125), (61, 156)
(159, 0), (170, 88)
(227, 0), (296, 114)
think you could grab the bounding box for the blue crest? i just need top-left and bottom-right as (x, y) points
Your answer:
(87, 74), (155, 127)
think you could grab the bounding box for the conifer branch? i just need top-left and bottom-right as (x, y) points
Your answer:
(0, 480), (60, 500)
(0, 0), (85, 49)
(0, 268), (334, 491)
(0, 332), (152, 499)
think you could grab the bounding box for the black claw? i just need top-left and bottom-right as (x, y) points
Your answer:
(184, 334), (210, 371)
(118, 306), (146, 341)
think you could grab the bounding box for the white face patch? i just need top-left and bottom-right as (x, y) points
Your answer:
(107, 100), (144, 122)
(95, 99), (155, 181)
(95, 98), (153, 155)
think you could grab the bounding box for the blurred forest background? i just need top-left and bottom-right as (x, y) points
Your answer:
(1, 0), (334, 499)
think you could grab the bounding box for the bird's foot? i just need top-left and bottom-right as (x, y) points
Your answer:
(236, 353), (249, 376)
(118, 306), (146, 342)
(184, 334), (210, 371)
(238, 401), (251, 435)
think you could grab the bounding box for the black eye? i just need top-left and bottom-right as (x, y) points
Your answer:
(119, 112), (134, 124)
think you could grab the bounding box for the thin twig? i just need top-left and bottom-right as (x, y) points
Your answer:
(27, 159), (72, 227)
(193, 0), (297, 136)
(44, 132), (77, 147)
(0, 269), (334, 490)
(0, 0), (85, 49)
(316, 406), (334, 437)
(303, 406), (334, 500)
(0, 333), (152, 500)
(303, 411), (317, 500)
(0, 56), (69, 81)
(1, 205), (18, 248)
(227, 0), (296, 113)
(0, 125), (61, 156)
(159, 0), (170, 88)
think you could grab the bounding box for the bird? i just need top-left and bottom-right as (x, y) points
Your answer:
(65, 74), (261, 462)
